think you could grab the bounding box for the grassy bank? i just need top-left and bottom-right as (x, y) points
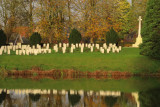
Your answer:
(0, 48), (160, 73)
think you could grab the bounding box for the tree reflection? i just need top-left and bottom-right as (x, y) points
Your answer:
(55, 91), (62, 106)
(139, 87), (160, 107)
(29, 93), (41, 102)
(48, 90), (54, 107)
(68, 92), (81, 106)
(105, 96), (118, 107)
(0, 90), (6, 104)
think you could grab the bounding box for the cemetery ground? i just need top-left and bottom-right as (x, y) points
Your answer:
(0, 47), (160, 74)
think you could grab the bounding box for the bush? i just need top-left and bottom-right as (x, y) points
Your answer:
(140, 0), (160, 59)
(69, 28), (82, 44)
(0, 29), (7, 46)
(30, 32), (42, 46)
(106, 27), (120, 46)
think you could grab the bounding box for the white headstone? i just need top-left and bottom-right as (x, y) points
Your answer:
(9, 42), (13, 46)
(82, 43), (84, 47)
(101, 49), (104, 53)
(4, 48), (6, 53)
(48, 49), (51, 53)
(63, 43), (66, 48)
(59, 43), (62, 47)
(109, 43), (112, 47)
(119, 46), (122, 51)
(76, 43), (78, 48)
(116, 49), (119, 53)
(70, 47), (73, 53)
(88, 44), (91, 48)
(19, 50), (22, 55)
(16, 50), (18, 55)
(18, 44), (21, 49)
(85, 44), (88, 47)
(0, 49), (2, 55)
(112, 49), (115, 53)
(15, 45), (18, 49)
(62, 48), (65, 54)
(17, 43), (21, 46)
(96, 44), (99, 49)
(113, 44), (116, 47)
(103, 43), (106, 48)
(73, 45), (75, 49)
(43, 44), (46, 48)
(107, 49), (110, 53)
(91, 47), (93, 52)
(66, 43), (69, 47)
(54, 47), (58, 53)
(46, 43), (49, 49)
(26, 50), (29, 55)
(13, 46), (16, 51)
(44, 49), (47, 53)
(81, 47), (83, 53)
(23, 50), (26, 55)
(7, 50), (10, 55)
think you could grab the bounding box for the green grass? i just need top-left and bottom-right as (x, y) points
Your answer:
(0, 48), (160, 73)
(0, 77), (160, 92)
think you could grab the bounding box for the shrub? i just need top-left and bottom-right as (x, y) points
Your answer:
(140, 0), (160, 59)
(106, 28), (119, 45)
(0, 29), (7, 46)
(30, 32), (42, 46)
(69, 28), (82, 44)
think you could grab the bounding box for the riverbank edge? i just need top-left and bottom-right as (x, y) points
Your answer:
(1, 69), (160, 79)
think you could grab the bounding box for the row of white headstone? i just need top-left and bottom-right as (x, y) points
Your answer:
(0, 43), (51, 55)
(53, 43), (122, 54)
(0, 43), (122, 55)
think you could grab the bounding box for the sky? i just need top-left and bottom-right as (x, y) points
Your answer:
(128, 0), (132, 4)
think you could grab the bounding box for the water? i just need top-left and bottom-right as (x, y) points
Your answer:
(0, 77), (160, 107)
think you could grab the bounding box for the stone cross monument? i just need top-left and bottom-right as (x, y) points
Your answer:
(132, 16), (143, 47)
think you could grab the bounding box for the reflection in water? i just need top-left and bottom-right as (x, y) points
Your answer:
(68, 92), (81, 106)
(0, 89), (139, 107)
(139, 88), (160, 107)
(0, 77), (160, 107)
(105, 96), (118, 107)
(0, 91), (6, 105)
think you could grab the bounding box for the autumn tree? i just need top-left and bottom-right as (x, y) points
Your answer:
(128, 0), (148, 33)
(35, 0), (69, 43)
(71, 0), (130, 43)
(0, 0), (35, 42)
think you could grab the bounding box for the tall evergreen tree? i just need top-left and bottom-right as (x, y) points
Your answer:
(0, 29), (7, 46)
(140, 0), (160, 59)
(106, 28), (120, 45)
(30, 32), (42, 46)
(69, 28), (82, 44)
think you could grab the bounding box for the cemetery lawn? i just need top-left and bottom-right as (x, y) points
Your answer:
(0, 47), (160, 73)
